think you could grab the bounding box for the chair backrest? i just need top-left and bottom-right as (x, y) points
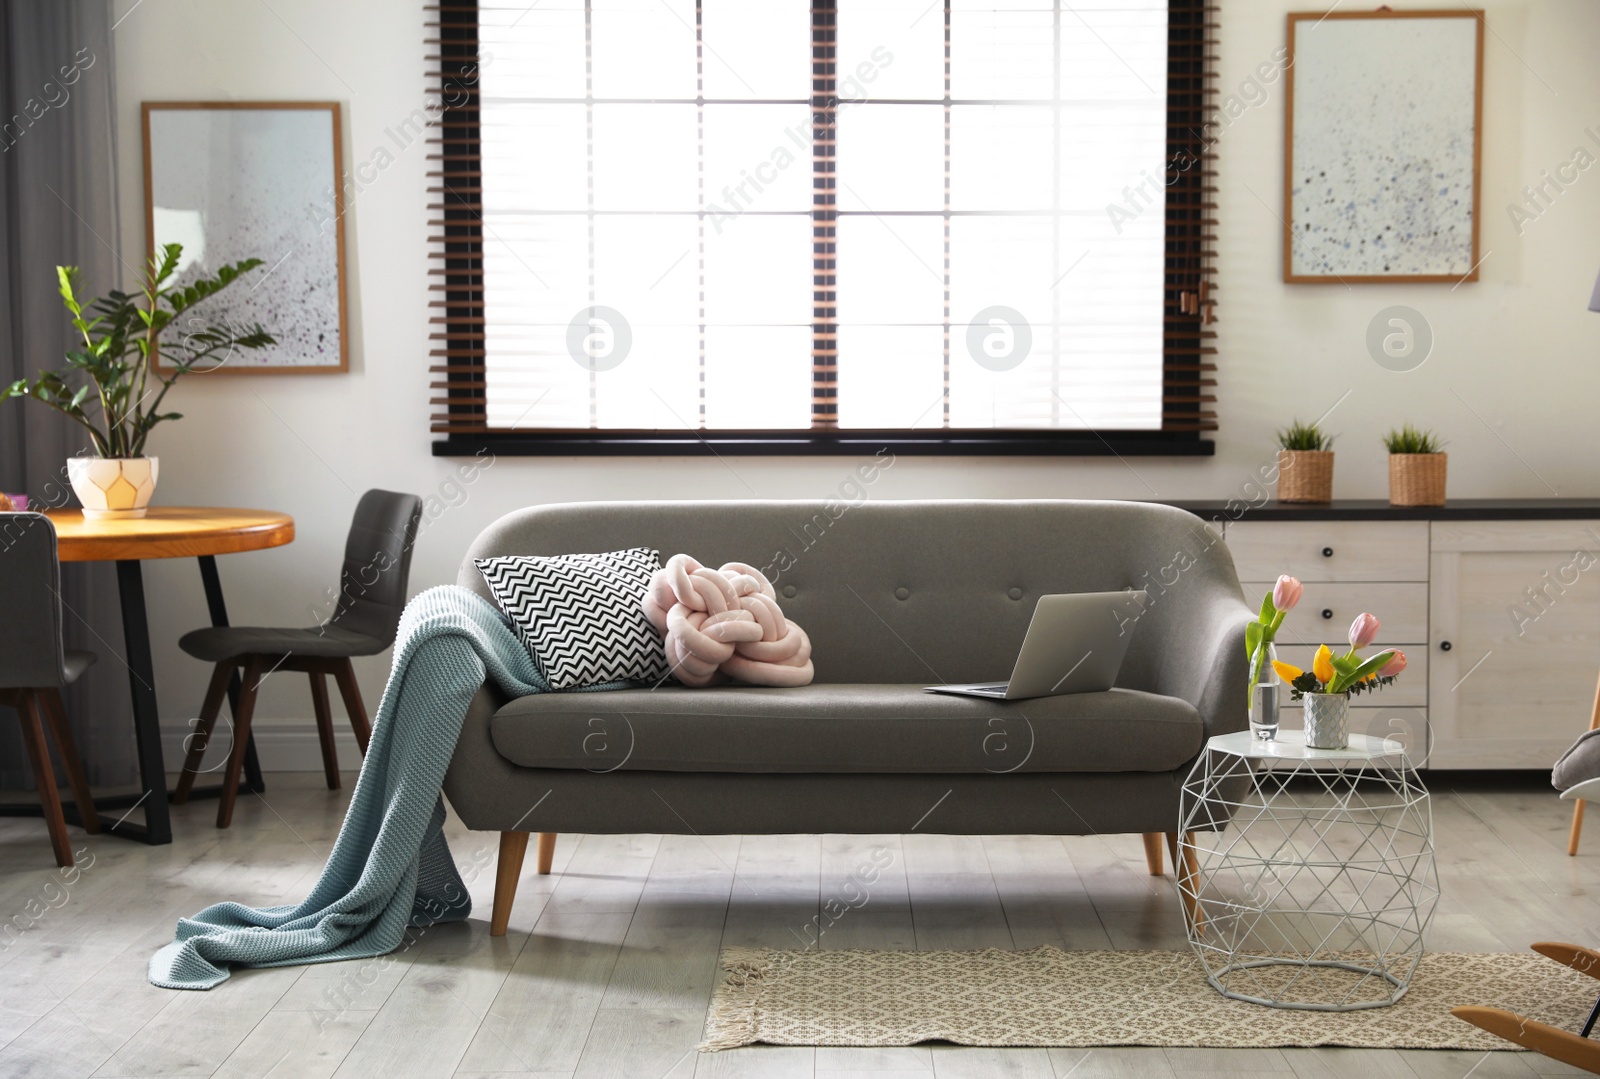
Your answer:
(0, 513), (67, 689)
(330, 489), (424, 646)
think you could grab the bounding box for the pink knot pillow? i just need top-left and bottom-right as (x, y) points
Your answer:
(643, 554), (813, 688)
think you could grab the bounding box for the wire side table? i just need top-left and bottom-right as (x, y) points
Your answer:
(1178, 730), (1439, 1011)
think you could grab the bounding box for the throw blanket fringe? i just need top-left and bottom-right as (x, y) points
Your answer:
(150, 585), (626, 990)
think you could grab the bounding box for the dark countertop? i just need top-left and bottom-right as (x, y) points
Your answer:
(1155, 498), (1600, 522)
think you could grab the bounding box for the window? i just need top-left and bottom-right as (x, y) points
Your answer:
(429, 0), (1215, 454)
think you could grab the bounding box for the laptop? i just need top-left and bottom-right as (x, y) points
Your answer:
(924, 590), (1147, 701)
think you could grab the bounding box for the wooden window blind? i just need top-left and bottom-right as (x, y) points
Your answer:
(427, 0), (1216, 455)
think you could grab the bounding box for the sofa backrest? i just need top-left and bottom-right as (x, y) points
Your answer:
(458, 499), (1244, 688)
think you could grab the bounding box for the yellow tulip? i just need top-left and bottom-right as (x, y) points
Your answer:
(1312, 644), (1335, 684)
(1272, 659), (1303, 682)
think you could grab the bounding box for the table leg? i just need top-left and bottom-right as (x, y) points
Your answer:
(112, 560), (173, 845)
(198, 555), (265, 794)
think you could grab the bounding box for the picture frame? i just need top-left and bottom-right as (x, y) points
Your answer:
(1283, 11), (1485, 284)
(142, 101), (348, 372)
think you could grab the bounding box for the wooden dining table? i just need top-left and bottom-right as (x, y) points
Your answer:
(34, 507), (294, 844)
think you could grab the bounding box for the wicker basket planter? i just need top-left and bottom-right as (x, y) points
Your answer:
(1389, 453), (1447, 506)
(1276, 449), (1334, 503)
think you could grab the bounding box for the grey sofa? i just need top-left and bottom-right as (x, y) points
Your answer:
(441, 499), (1254, 934)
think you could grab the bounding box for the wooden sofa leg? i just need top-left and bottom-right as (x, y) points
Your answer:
(1141, 832), (1165, 876)
(537, 832), (556, 875)
(492, 831), (529, 937)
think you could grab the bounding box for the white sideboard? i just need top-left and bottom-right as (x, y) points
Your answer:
(1198, 502), (1600, 770)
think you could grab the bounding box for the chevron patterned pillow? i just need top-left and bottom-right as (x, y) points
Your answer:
(475, 548), (670, 689)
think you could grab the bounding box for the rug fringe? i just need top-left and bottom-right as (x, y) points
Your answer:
(699, 947), (782, 1051)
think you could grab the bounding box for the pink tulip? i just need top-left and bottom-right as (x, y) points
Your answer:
(1380, 650), (1407, 677)
(1348, 613), (1380, 649)
(1272, 575), (1303, 612)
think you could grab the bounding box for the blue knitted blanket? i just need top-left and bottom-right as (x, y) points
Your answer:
(150, 585), (623, 990)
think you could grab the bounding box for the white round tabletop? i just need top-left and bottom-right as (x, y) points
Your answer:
(1205, 728), (1411, 763)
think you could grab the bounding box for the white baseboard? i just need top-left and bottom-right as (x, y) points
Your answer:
(159, 717), (366, 774)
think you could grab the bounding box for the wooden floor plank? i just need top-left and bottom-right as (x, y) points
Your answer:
(456, 911), (632, 1075)
(0, 774), (1589, 1079)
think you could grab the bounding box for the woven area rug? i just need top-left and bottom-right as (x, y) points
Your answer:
(700, 948), (1592, 1051)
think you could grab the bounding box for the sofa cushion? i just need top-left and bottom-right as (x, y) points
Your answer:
(488, 683), (1203, 774)
(476, 548), (669, 689)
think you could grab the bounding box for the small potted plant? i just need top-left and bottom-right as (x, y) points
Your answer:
(1274, 613), (1407, 749)
(1276, 420), (1335, 503)
(3, 244), (273, 518)
(1384, 424), (1447, 507)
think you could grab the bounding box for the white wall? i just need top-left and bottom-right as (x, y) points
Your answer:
(107, 0), (1600, 765)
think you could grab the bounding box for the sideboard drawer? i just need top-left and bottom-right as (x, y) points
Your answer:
(1226, 521), (1430, 582)
(1271, 643), (1426, 707)
(1240, 581), (1429, 645)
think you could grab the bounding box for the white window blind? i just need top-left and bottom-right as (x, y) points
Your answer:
(474, 0), (1168, 432)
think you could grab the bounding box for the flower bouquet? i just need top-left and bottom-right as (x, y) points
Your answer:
(1273, 613), (1407, 749)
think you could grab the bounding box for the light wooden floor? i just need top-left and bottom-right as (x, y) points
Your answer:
(0, 773), (1593, 1078)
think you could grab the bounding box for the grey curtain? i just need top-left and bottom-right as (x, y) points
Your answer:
(0, 0), (136, 788)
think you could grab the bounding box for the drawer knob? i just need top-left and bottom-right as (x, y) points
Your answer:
(1321, 608), (1334, 620)
(1440, 640), (1452, 651)
(1321, 547), (1334, 558)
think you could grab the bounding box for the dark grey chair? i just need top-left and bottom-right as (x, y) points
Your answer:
(173, 490), (422, 827)
(0, 513), (99, 866)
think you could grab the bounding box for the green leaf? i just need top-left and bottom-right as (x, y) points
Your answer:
(56, 266), (83, 317)
(1258, 592), (1276, 623)
(1244, 621), (1263, 661)
(1327, 650), (1396, 695)
(151, 243), (182, 288)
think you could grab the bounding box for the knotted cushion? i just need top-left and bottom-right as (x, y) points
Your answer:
(643, 554), (814, 687)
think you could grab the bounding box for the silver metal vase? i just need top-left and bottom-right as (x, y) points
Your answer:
(1303, 692), (1351, 750)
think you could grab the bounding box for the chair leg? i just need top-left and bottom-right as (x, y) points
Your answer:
(309, 672), (341, 790)
(174, 662), (235, 805)
(1572, 670), (1600, 856)
(492, 831), (530, 937)
(38, 688), (98, 835)
(1452, 1006), (1600, 1074)
(537, 832), (557, 875)
(333, 659), (371, 754)
(16, 690), (73, 867)
(1141, 832), (1165, 876)
(218, 657), (264, 829)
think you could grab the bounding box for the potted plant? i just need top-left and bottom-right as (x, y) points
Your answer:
(1276, 420), (1335, 503)
(1384, 424), (1447, 507)
(3, 244), (273, 518)
(1274, 613), (1407, 749)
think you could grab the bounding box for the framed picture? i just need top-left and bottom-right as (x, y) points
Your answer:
(1283, 11), (1484, 284)
(142, 101), (348, 372)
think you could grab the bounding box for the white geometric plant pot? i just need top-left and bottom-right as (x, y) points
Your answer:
(67, 456), (159, 519)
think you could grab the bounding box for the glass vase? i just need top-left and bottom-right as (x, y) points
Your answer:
(1249, 641), (1280, 741)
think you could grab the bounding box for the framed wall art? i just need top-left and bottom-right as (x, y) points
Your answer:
(1283, 11), (1484, 284)
(142, 101), (348, 372)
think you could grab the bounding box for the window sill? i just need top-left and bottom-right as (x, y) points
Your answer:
(431, 430), (1215, 457)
